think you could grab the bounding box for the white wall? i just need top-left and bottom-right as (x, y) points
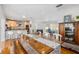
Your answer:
(0, 5), (6, 41)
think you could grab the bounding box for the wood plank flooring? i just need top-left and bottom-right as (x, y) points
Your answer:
(14, 40), (28, 54)
(0, 38), (53, 54)
(1, 39), (27, 54)
(1, 40), (13, 54)
(61, 47), (76, 54)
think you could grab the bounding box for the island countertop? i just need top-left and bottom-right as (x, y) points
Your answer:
(27, 34), (60, 49)
(20, 34), (60, 54)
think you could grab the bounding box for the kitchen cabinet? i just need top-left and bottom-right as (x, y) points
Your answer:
(59, 22), (79, 45)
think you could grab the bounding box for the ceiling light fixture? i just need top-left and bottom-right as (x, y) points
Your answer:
(22, 16), (26, 18)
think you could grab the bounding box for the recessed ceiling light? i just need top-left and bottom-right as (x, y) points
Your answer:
(45, 27), (48, 30)
(30, 21), (32, 24)
(22, 16), (26, 18)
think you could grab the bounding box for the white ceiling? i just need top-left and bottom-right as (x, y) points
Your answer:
(2, 4), (79, 23)
(2, 4), (59, 22)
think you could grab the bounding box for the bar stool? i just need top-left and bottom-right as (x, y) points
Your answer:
(53, 33), (62, 43)
(7, 31), (13, 39)
(17, 30), (22, 39)
(44, 32), (49, 38)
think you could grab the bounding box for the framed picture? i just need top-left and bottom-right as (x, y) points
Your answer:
(64, 15), (72, 22)
(76, 16), (79, 19)
(76, 16), (79, 21)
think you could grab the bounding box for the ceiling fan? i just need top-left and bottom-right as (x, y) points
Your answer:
(56, 4), (63, 8)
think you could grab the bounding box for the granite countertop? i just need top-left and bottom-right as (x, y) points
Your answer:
(26, 34), (60, 49)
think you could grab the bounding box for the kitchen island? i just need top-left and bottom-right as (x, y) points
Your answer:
(19, 34), (60, 54)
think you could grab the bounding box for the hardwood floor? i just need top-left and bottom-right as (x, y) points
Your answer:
(1, 39), (27, 54)
(1, 47), (10, 54)
(0, 38), (53, 54)
(1, 40), (13, 54)
(14, 40), (28, 54)
(61, 47), (76, 54)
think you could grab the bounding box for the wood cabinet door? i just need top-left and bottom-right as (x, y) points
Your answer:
(59, 23), (65, 41)
(75, 22), (79, 45)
